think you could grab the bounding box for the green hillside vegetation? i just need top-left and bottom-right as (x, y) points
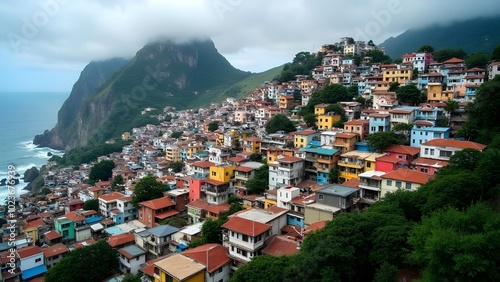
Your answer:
(381, 16), (500, 58)
(230, 76), (500, 282)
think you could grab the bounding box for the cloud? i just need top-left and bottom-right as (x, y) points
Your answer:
(0, 0), (499, 91)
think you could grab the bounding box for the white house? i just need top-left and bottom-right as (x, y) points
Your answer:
(118, 244), (147, 275)
(420, 138), (487, 161)
(16, 245), (47, 281)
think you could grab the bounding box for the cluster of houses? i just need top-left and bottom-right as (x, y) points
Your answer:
(1, 38), (495, 282)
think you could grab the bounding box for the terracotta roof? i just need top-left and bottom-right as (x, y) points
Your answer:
(89, 187), (105, 192)
(281, 225), (302, 239)
(369, 113), (390, 118)
(25, 214), (42, 222)
(204, 179), (227, 186)
(443, 57), (465, 64)
(234, 166), (255, 172)
(422, 138), (486, 150)
(222, 217), (271, 236)
(293, 130), (317, 136)
(192, 161), (215, 168)
(381, 168), (433, 184)
(42, 243), (69, 258)
(376, 155), (403, 164)
(335, 132), (358, 139)
(262, 235), (299, 256)
(155, 209), (180, 219)
(99, 192), (126, 202)
(227, 156), (247, 163)
(427, 72), (443, 77)
(44, 230), (62, 241)
(411, 157), (449, 168)
(414, 120), (434, 126)
(342, 178), (360, 188)
(16, 245), (42, 259)
(139, 196), (175, 210)
(277, 156), (303, 163)
(108, 233), (135, 247)
(344, 119), (369, 126)
(141, 257), (165, 277)
(64, 211), (85, 222)
(23, 219), (46, 230)
(205, 203), (231, 215)
(303, 221), (327, 235)
(389, 109), (412, 114)
(383, 144), (420, 156)
(73, 239), (96, 249)
(187, 199), (212, 210)
(243, 137), (261, 142)
(183, 244), (231, 273)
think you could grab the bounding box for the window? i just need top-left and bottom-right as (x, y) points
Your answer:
(439, 150), (453, 158)
(406, 183), (412, 190)
(387, 180), (392, 186)
(367, 162), (371, 168)
(430, 149), (435, 155)
(212, 171), (216, 176)
(421, 168), (428, 173)
(318, 194), (324, 200)
(424, 148), (429, 154)
(35, 258), (41, 263)
(396, 181), (402, 188)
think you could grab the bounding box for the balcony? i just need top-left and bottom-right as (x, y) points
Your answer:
(337, 159), (364, 169)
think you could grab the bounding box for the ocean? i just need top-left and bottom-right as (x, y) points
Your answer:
(0, 92), (68, 203)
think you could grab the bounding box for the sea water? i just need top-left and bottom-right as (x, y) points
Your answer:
(0, 92), (68, 203)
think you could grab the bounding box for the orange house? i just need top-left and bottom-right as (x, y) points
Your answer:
(138, 197), (178, 228)
(343, 119), (370, 141)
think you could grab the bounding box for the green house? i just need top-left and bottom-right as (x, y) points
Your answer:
(54, 218), (75, 241)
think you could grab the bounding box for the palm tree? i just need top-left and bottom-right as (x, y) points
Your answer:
(444, 99), (459, 116)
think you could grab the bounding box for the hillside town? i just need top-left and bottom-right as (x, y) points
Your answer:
(1, 38), (497, 282)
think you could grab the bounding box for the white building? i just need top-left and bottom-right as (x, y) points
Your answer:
(16, 245), (47, 280)
(118, 245), (146, 275)
(98, 192), (126, 218)
(276, 156), (304, 187)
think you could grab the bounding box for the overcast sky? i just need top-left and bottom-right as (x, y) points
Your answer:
(1, 0), (499, 92)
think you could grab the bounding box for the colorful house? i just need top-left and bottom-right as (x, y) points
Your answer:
(332, 132), (358, 153)
(382, 68), (412, 84)
(382, 144), (420, 166)
(410, 123), (450, 147)
(343, 119), (369, 141)
(375, 155), (403, 172)
(314, 103), (328, 115)
(266, 147), (294, 163)
(154, 253), (205, 282)
(380, 168), (433, 197)
(138, 196), (178, 228)
(337, 150), (375, 182)
(317, 113), (342, 130)
(183, 244), (231, 282)
(209, 164), (235, 183)
(242, 137), (262, 154)
(293, 129), (319, 148)
(369, 113), (391, 134)
(54, 217), (74, 241)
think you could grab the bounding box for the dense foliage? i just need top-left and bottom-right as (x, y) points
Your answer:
(88, 160), (115, 184)
(274, 51), (323, 83)
(83, 199), (99, 212)
(44, 240), (119, 282)
(50, 139), (130, 167)
(131, 175), (166, 208)
(245, 164), (270, 195)
(265, 114), (296, 134)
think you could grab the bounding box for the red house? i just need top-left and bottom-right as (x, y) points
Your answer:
(188, 178), (205, 203)
(67, 200), (84, 212)
(138, 197), (178, 228)
(382, 144), (420, 166)
(375, 155), (403, 173)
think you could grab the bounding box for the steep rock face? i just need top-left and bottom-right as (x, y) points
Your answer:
(33, 58), (129, 149)
(35, 39), (253, 150)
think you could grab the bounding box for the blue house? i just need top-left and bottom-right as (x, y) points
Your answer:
(415, 105), (443, 126)
(465, 85), (479, 102)
(369, 113), (391, 134)
(410, 121), (450, 147)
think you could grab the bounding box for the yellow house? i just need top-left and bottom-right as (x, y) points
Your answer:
(267, 147), (294, 163)
(317, 113), (342, 130)
(383, 68), (413, 84)
(185, 143), (205, 159)
(209, 164), (235, 183)
(364, 152), (385, 172)
(314, 103), (329, 115)
(294, 129), (319, 148)
(427, 83), (456, 102)
(121, 132), (131, 140)
(23, 219), (47, 244)
(242, 137), (262, 154)
(337, 151), (374, 182)
(264, 190), (277, 209)
(165, 145), (181, 162)
(215, 130), (225, 146)
(154, 253), (205, 282)
(278, 95), (295, 110)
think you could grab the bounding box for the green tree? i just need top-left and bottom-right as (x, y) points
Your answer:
(328, 167), (340, 184)
(302, 113), (317, 128)
(408, 204), (500, 281)
(111, 174), (125, 191)
(364, 50), (390, 63)
(435, 116), (449, 127)
(433, 48), (467, 62)
(131, 175), (166, 208)
(293, 89), (301, 101)
(168, 161), (183, 173)
(417, 45), (434, 53)
(396, 84), (425, 105)
(366, 131), (405, 152)
(392, 123), (413, 142)
(229, 255), (294, 282)
(83, 199), (99, 213)
(411, 67), (419, 80)
(265, 114), (296, 134)
(245, 164), (269, 195)
(121, 274), (142, 282)
(88, 160), (115, 184)
(159, 215), (188, 228)
(249, 153), (262, 162)
(444, 99), (459, 114)
(466, 52), (490, 69)
(388, 82), (399, 92)
(367, 40), (375, 46)
(44, 240), (119, 282)
(208, 121), (219, 132)
(491, 44), (500, 62)
(170, 131), (183, 138)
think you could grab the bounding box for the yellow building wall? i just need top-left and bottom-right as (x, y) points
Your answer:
(294, 134), (309, 148)
(364, 160), (376, 171)
(304, 207), (334, 227)
(155, 270), (204, 282)
(264, 198), (277, 209)
(383, 69), (412, 84)
(209, 166), (235, 182)
(267, 150), (293, 163)
(314, 105), (327, 115)
(317, 114), (341, 130)
(427, 84), (442, 101)
(380, 179), (422, 198)
(25, 228), (38, 244)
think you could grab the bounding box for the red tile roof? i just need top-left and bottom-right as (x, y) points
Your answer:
(294, 130), (317, 136)
(335, 132), (358, 139)
(183, 244), (231, 273)
(64, 211), (85, 222)
(23, 219), (46, 230)
(381, 168), (433, 184)
(422, 138), (486, 150)
(221, 217), (271, 236)
(234, 166), (255, 172)
(44, 230), (62, 241)
(383, 144), (420, 156)
(141, 257), (165, 277)
(99, 192), (126, 202)
(262, 235), (299, 256)
(277, 156), (303, 163)
(342, 178), (360, 188)
(227, 156), (247, 163)
(155, 209), (180, 219)
(204, 179), (227, 186)
(243, 137), (261, 142)
(192, 161), (215, 168)
(303, 221), (327, 235)
(140, 196), (175, 210)
(376, 155), (403, 164)
(108, 233), (135, 247)
(73, 239), (96, 249)
(343, 119), (369, 126)
(42, 243), (69, 258)
(443, 57), (465, 64)
(16, 245), (42, 259)
(205, 203), (231, 215)
(187, 199), (211, 210)
(411, 157), (449, 168)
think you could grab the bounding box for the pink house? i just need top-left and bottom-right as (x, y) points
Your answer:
(382, 144), (420, 166)
(375, 155), (403, 173)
